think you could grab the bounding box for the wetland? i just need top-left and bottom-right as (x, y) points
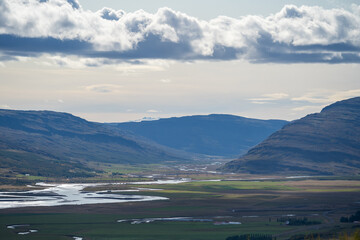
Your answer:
(1, 168), (360, 239)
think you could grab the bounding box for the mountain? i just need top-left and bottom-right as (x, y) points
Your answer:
(222, 97), (360, 175)
(113, 114), (288, 157)
(0, 110), (187, 177)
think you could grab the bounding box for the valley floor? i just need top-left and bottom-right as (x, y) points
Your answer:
(0, 173), (360, 240)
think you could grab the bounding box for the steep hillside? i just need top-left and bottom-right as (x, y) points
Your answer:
(0, 110), (186, 177)
(114, 114), (288, 157)
(222, 97), (360, 175)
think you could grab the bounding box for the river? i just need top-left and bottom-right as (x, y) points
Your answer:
(0, 182), (169, 209)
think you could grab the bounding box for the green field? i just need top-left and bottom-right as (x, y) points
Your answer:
(1, 178), (360, 239)
(0, 213), (296, 240)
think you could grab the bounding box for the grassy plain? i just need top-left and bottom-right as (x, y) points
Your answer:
(1, 175), (360, 240)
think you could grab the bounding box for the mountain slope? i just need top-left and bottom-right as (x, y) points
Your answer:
(0, 110), (187, 177)
(222, 97), (360, 175)
(114, 114), (288, 157)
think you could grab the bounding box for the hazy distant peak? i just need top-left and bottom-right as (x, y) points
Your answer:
(115, 114), (288, 157)
(131, 117), (160, 122)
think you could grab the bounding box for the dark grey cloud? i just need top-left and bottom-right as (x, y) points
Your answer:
(0, 1), (359, 65)
(0, 34), (91, 54)
(248, 32), (360, 63)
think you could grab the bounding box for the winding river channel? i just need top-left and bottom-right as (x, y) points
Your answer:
(0, 182), (172, 209)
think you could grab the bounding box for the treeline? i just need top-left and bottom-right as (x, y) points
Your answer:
(340, 210), (360, 223)
(226, 234), (274, 240)
(277, 217), (321, 226)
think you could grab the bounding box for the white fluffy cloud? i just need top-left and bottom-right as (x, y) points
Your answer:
(0, 0), (360, 64)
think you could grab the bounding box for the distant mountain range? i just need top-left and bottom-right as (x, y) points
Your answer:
(2, 97), (359, 178)
(0, 110), (187, 177)
(0, 110), (286, 177)
(113, 114), (288, 157)
(222, 97), (360, 175)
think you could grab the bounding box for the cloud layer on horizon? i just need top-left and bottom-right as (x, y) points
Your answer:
(1, 0), (360, 65)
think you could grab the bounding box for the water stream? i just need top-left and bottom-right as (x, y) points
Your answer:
(0, 182), (168, 209)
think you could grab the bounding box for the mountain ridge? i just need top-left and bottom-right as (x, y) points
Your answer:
(0, 109), (188, 177)
(222, 97), (360, 175)
(0, 109), (287, 177)
(113, 114), (288, 157)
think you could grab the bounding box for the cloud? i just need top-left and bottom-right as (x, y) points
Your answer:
(46, 56), (106, 68)
(97, 7), (125, 21)
(115, 60), (169, 74)
(160, 79), (172, 83)
(262, 93), (289, 100)
(85, 84), (123, 93)
(292, 105), (325, 112)
(146, 109), (160, 113)
(249, 92), (289, 103)
(292, 89), (360, 104)
(0, 1), (359, 64)
(39, 55), (169, 70)
(251, 101), (269, 105)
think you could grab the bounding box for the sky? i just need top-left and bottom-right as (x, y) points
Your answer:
(0, 0), (360, 122)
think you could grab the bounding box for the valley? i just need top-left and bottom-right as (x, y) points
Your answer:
(0, 165), (360, 239)
(0, 178), (359, 240)
(1, 98), (360, 239)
